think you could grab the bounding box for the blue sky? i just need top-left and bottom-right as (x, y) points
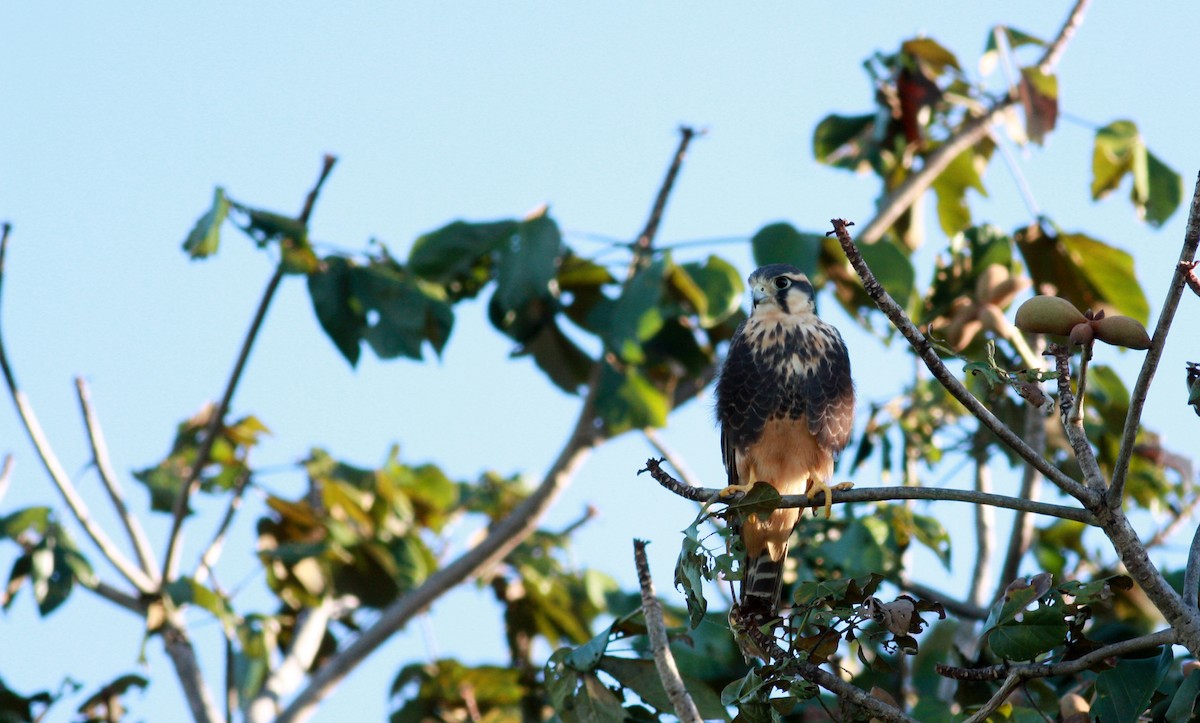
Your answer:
(2, 2), (1199, 720)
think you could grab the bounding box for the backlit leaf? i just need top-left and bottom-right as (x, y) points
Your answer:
(813, 113), (877, 172)
(183, 187), (229, 259)
(408, 219), (518, 300)
(307, 255), (366, 366)
(1019, 67), (1058, 145)
(594, 361), (668, 435)
(751, 223), (823, 281)
(1094, 646), (1172, 723)
(987, 603), (1067, 660)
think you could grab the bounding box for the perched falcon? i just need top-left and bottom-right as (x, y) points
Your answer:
(715, 264), (855, 624)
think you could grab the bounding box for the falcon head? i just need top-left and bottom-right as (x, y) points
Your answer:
(748, 264), (815, 316)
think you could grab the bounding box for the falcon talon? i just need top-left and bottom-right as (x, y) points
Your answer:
(715, 263), (856, 655)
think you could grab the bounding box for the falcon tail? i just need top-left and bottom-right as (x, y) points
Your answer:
(740, 545), (786, 614)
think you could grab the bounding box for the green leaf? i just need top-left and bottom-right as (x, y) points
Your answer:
(491, 212), (563, 342)
(672, 256), (742, 328)
(594, 362), (669, 435)
(1165, 668), (1200, 723)
(910, 512), (951, 568)
(307, 256), (366, 365)
(352, 261), (455, 360)
(812, 113), (877, 172)
(592, 259), (666, 364)
(987, 603), (1067, 660)
(750, 223), (823, 280)
(408, 219), (519, 299)
(566, 674), (625, 723)
(860, 238), (915, 310)
(517, 319), (594, 394)
(902, 37), (961, 73)
(165, 577), (235, 631)
(1094, 646), (1172, 723)
(674, 532), (710, 629)
(0, 507), (51, 540)
(1091, 120), (1182, 226)
(182, 187), (229, 259)
(930, 141), (992, 236)
(598, 656), (728, 720)
(1060, 233), (1149, 324)
(982, 579), (1043, 634)
(565, 625), (612, 673)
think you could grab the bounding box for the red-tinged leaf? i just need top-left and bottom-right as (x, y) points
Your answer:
(1019, 67), (1058, 144)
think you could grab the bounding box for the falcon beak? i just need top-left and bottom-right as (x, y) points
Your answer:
(751, 287), (768, 307)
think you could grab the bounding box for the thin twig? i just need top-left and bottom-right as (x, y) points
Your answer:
(633, 539), (702, 723)
(75, 377), (160, 578)
(163, 155), (338, 582)
(996, 398), (1046, 601)
(828, 219), (1094, 505)
(897, 577), (989, 621)
(632, 126), (701, 260)
(0, 227), (156, 594)
(936, 628), (1175, 681)
(964, 673), (1022, 723)
(643, 457), (1096, 524)
(1108, 172), (1200, 507)
(194, 469), (251, 585)
(642, 429), (705, 492)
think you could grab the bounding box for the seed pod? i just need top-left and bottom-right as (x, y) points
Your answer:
(1014, 295), (1087, 336)
(1092, 315), (1151, 350)
(1068, 321), (1094, 346)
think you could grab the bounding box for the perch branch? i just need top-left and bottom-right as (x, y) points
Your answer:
(634, 539), (702, 723)
(1108, 171), (1200, 507)
(163, 154), (338, 582)
(643, 458), (1095, 524)
(0, 225), (156, 594)
(75, 377), (160, 578)
(936, 628), (1175, 681)
(828, 219), (1093, 504)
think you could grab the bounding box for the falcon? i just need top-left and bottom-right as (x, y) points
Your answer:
(715, 264), (855, 626)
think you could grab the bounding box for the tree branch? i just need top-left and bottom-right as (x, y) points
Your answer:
(897, 577), (988, 621)
(633, 539), (701, 723)
(0, 226), (156, 594)
(162, 613), (222, 723)
(1036, 0), (1092, 75)
(970, 426), (995, 607)
(246, 598), (335, 723)
(75, 377), (160, 579)
(1108, 171), (1200, 507)
(828, 219), (1094, 504)
(643, 458), (1095, 524)
(279, 133), (697, 721)
(1186, 522), (1200, 610)
(0, 453), (12, 506)
(1047, 343), (1106, 490)
(641, 430), (706, 492)
(936, 628), (1175, 681)
(963, 673), (1022, 723)
(162, 154), (338, 582)
(193, 469), (250, 585)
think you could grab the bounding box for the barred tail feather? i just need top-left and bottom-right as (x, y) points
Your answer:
(740, 545), (787, 614)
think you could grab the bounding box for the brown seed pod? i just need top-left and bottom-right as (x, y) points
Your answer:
(1092, 315), (1152, 350)
(1014, 295), (1087, 336)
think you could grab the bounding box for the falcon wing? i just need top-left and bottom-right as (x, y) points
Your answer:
(715, 322), (775, 487)
(801, 324), (855, 454)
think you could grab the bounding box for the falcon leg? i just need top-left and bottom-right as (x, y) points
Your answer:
(806, 478), (854, 517)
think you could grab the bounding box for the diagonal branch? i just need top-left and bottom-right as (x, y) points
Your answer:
(0, 225), (156, 594)
(936, 628), (1175, 681)
(75, 377), (160, 579)
(828, 219), (1094, 504)
(1036, 0), (1092, 75)
(0, 454), (11, 506)
(1107, 172), (1200, 507)
(162, 155), (338, 582)
(643, 458), (1096, 524)
(633, 539), (702, 723)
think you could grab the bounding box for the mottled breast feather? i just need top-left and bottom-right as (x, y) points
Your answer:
(715, 312), (854, 485)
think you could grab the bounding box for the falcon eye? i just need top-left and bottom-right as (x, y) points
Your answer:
(773, 277), (790, 290)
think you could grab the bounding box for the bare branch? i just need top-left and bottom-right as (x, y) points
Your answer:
(75, 377), (160, 579)
(996, 399), (1046, 600)
(83, 578), (145, 615)
(0, 229), (156, 594)
(1185, 522), (1200, 610)
(633, 539), (702, 723)
(936, 628), (1175, 681)
(163, 613), (222, 723)
(828, 219), (1094, 505)
(1047, 343), (1106, 489)
(633, 126), (701, 259)
(0, 454), (12, 506)
(163, 155), (338, 582)
(1036, 0), (1092, 75)
(1108, 172), (1200, 507)
(963, 673), (1022, 723)
(644, 458), (1096, 524)
(970, 426), (995, 607)
(246, 598), (336, 723)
